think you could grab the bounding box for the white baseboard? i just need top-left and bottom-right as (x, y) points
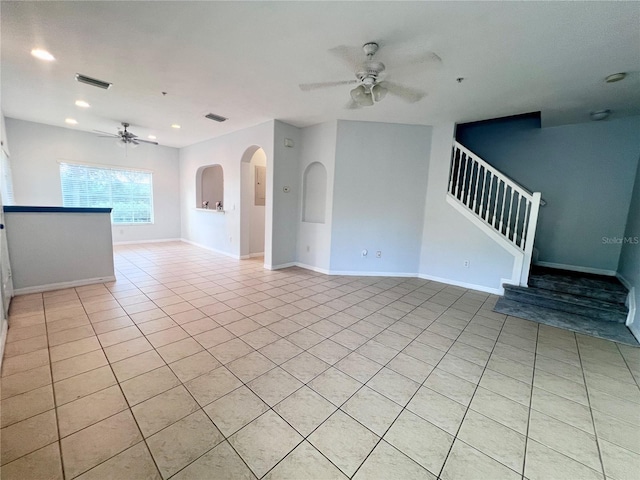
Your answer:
(534, 261), (617, 276)
(329, 269), (418, 278)
(417, 273), (503, 295)
(13, 276), (117, 296)
(0, 318), (7, 371)
(266, 262), (298, 271)
(180, 239), (241, 260)
(294, 262), (330, 275)
(113, 238), (182, 246)
(249, 252), (265, 258)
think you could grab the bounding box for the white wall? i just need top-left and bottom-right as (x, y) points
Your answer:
(297, 121), (337, 272)
(5, 118), (181, 243)
(330, 120), (431, 275)
(249, 149), (266, 255)
(179, 121), (275, 262)
(457, 115), (640, 273)
(419, 123), (516, 293)
(618, 157), (640, 340)
(270, 121), (301, 268)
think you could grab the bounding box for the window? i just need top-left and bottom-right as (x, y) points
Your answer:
(60, 162), (153, 224)
(0, 150), (14, 205)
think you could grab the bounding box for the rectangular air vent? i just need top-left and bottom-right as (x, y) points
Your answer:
(75, 73), (112, 90)
(205, 113), (228, 123)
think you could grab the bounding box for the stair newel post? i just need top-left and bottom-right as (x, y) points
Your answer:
(520, 192), (541, 286)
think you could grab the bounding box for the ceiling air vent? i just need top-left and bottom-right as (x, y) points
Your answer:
(75, 73), (112, 90)
(205, 113), (228, 123)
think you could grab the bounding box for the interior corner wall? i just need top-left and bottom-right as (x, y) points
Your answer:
(5, 118), (181, 243)
(179, 121), (274, 260)
(296, 121), (337, 273)
(618, 156), (640, 339)
(419, 123), (515, 292)
(330, 120), (431, 275)
(457, 115), (640, 273)
(271, 121), (301, 268)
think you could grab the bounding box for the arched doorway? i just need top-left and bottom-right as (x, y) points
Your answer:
(240, 146), (267, 261)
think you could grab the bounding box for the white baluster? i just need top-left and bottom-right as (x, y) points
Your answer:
(460, 153), (470, 203)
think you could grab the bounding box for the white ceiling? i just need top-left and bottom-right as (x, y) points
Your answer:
(2, 1), (639, 148)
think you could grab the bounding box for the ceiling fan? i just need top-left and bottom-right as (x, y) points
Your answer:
(299, 42), (435, 108)
(94, 122), (158, 146)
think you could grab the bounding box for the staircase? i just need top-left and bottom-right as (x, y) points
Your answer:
(494, 266), (636, 345)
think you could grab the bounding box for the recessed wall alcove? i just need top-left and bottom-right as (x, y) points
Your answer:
(196, 164), (224, 209)
(302, 161), (327, 223)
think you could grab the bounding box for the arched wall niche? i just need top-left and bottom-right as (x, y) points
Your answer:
(195, 164), (224, 209)
(302, 161), (327, 223)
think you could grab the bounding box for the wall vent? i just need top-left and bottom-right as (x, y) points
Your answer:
(75, 73), (112, 90)
(205, 113), (228, 123)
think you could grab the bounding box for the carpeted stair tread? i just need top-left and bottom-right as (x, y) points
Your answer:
(494, 298), (637, 346)
(503, 285), (627, 323)
(528, 274), (628, 304)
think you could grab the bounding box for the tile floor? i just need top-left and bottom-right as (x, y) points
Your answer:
(1, 241), (639, 479)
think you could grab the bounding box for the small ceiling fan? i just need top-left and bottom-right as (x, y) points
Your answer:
(299, 42), (436, 108)
(94, 122), (158, 146)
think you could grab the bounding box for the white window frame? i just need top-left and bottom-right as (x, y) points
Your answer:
(59, 161), (154, 225)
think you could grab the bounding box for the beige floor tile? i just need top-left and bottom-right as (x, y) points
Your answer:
(264, 441), (348, 480)
(204, 386), (269, 437)
(51, 349), (108, 382)
(208, 338), (255, 364)
(180, 317), (218, 336)
(146, 326), (189, 348)
(156, 337), (204, 364)
(136, 316), (178, 335)
(593, 410), (640, 455)
(227, 351), (276, 383)
(169, 350), (221, 382)
(407, 387), (466, 435)
(193, 326), (236, 349)
(57, 385), (128, 437)
(531, 387), (594, 433)
(533, 369), (588, 406)
(308, 410), (379, 477)
(274, 386), (337, 436)
(524, 439), (603, 480)
(600, 438), (640, 480)
(121, 366), (181, 406)
(585, 370), (640, 404)
(1, 364), (52, 400)
(308, 319), (343, 337)
(486, 354), (533, 384)
(103, 336), (153, 363)
(259, 338), (303, 364)
(91, 316), (134, 335)
(96, 325), (142, 348)
(49, 336), (101, 363)
(366, 367), (420, 406)
(172, 440), (257, 480)
(147, 410), (224, 478)
(384, 410), (453, 475)
(230, 410), (303, 478)
(589, 388), (640, 427)
(0, 442), (63, 480)
(535, 354), (585, 384)
(402, 341), (446, 365)
(54, 365), (116, 406)
(353, 440), (435, 480)
(457, 409), (525, 473)
(423, 369), (475, 406)
(3, 335), (48, 357)
(386, 352), (434, 383)
(111, 349), (166, 382)
(48, 325), (95, 348)
(87, 306), (128, 324)
(248, 367), (304, 406)
(334, 351), (383, 383)
(528, 409), (601, 471)
(185, 366), (243, 406)
(479, 369), (531, 406)
(1, 348), (49, 377)
(1, 384), (55, 428)
(241, 327), (281, 349)
(308, 339), (351, 365)
(130, 308), (170, 324)
(441, 439), (520, 480)
(309, 367), (362, 406)
(76, 442), (161, 480)
(0, 410), (58, 465)
(469, 386), (529, 435)
(286, 328), (325, 349)
(6, 323), (47, 342)
(61, 409), (142, 479)
(132, 385), (199, 437)
(342, 386), (402, 436)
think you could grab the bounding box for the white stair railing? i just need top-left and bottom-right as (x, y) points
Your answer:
(448, 141), (541, 285)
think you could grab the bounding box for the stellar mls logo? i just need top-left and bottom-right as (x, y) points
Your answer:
(602, 236), (639, 245)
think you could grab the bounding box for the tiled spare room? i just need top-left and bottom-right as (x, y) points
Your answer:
(1, 242), (638, 480)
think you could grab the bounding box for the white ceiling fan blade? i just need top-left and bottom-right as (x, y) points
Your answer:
(94, 130), (119, 137)
(378, 81), (426, 103)
(328, 45), (363, 69)
(299, 80), (357, 91)
(134, 138), (159, 145)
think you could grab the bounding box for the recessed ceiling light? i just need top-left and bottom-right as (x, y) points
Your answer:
(65, 118), (78, 125)
(590, 109), (611, 121)
(75, 100), (90, 108)
(171, 124), (181, 129)
(605, 72), (627, 83)
(148, 135), (157, 140)
(31, 48), (55, 61)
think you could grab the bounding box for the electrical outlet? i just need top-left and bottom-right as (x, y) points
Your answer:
(464, 260), (470, 268)
(376, 251), (382, 258)
(361, 249), (368, 257)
